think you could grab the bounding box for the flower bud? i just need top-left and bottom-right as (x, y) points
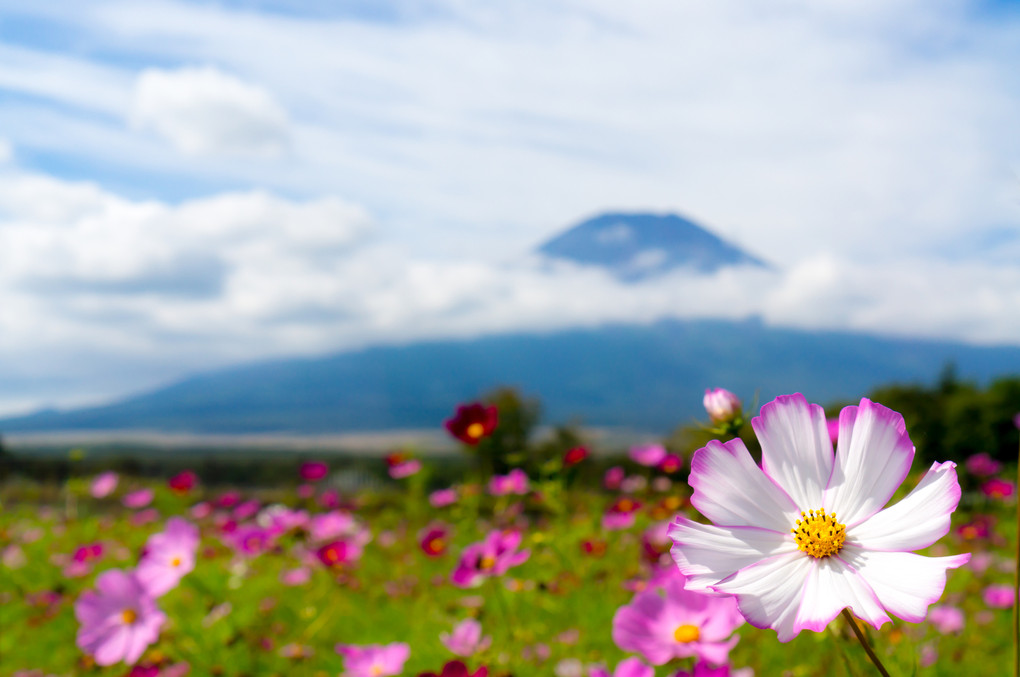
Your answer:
(703, 388), (741, 424)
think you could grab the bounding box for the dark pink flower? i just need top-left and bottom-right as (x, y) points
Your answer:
(826, 417), (840, 445)
(956, 515), (994, 541)
(227, 525), (276, 557)
(488, 469), (528, 496)
(451, 530), (530, 588)
(335, 642), (410, 677)
(604, 466), (625, 490)
(563, 446), (589, 467)
(419, 660), (488, 677)
(430, 488), (458, 508)
(233, 499), (261, 521)
(136, 517), (199, 597)
(965, 453), (1002, 477)
(603, 497), (642, 531)
(984, 584), (1014, 608)
(658, 454), (683, 474)
(589, 657), (654, 677)
(75, 570), (165, 666)
(420, 524), (451, 557)
(73, 542), (104, 564)
(168, 471), (197, 493)
(300, 461), (329, 481)
(981, 478), (1015, 500)
(445, 403), (498, 445)
(612, 572), (743, 666)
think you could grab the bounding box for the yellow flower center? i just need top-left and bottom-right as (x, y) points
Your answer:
(792, 509), (846, 558)
(466, 422), (485, 439)
(479, 555), (496, 570)
(121, 608), (137, 624)
(171, 556), (182, 567)
(427, 538), (444, 553)
(673, 624), (700, 643)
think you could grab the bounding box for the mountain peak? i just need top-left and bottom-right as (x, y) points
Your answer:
(537, 212), (769, 281)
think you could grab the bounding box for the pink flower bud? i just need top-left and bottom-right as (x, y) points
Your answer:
(703, 388), (741, 424)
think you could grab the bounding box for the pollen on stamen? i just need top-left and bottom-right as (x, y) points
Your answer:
(791, 509), (846, 559)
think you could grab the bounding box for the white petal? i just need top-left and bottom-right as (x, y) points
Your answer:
(689, 438), (799, 531)
(712, 550), (813, 642)
(838, 546), (970, 623)
(669, 518), (796, 592)
(753, 393), (834, 509)
(824, 399), (915, 526)
(795, 556), (890, 633)
(848, 461), (962, 551)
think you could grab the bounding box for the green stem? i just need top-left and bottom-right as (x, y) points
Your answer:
(841, 609), (891, 677)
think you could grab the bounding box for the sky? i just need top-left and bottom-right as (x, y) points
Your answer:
(1, 0), (1019, 416)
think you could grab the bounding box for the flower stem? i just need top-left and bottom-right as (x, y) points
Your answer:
(841, 609), (891, 677)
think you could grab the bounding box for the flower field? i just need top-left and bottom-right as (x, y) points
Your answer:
(1, 391), (1017, 677)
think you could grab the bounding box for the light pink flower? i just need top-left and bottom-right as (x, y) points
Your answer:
(430, 488), (458, 508)
(136, 518), (199, 597)
(670, 394), (970, 642)
(964, 453), (1002, 477)
(589, 657), (654, 677)
(90, 472), (119, 498)
(440, 618), (492, 657)
(280, 567), (311, 586)
(389, 458), (422, 479)
(451, 530), (530, 587)
(131, 509), (160, 526)
(613, 571), (743, 666)
(630, 444), (666, 467)
(233, 499), (261, 521)
(927, 605), (964, 633)
(703, 388), (741, 425)
(123, 489), (154, 509)
(335, 642), (410, 677)
(984, 584), (1014, 608)
(75, 570), (165, 666)
(488, 469), (529, 496)
(603, 497), (641, 531)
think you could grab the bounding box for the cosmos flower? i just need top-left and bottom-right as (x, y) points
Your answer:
(658, 454), (683, 474)
(630, 444), (667, 467)
(419, 660), (488, 677)
(299, 461), (329, 481)
(670, 394), (970, 642)
(602, 497), (642, 531)
(703, 388), (741, 425)
(604, 466), (625, 490)
(439, 618), (492, 657)
(335, 642), (410, 677)
(420, 523), (452, 557)
(445, 403), (498, 445)
(563, 446), (589, 466)
(488, 469), (529, 496)
(167, 471), (197, 493)
(90, 472), (119, 498)
(75, 570), (166, 666)
(964, 452), (1002, 478)
(589, 657), (654, 677)
(981, 478), (1015, 500)
(451, 530), (530, 587)
(136, 517), (199, 597)
(983, 584), (1014, 609)
(386, 452), (422, 479)
(123, 489), (154, 509)
(430, 488), (458, 508)
(927, 605), (965, 634)
(612, 571), (744, 666)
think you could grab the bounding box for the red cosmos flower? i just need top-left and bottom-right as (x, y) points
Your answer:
(563, 446), (589, 467)
(419, 660), (488, 677)
(168, 470), (197, 493)
(444, 403), (498, 445)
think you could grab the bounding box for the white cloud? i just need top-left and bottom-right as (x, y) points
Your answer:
(129, 66), (291, 156)
(0, 138), (11, 164)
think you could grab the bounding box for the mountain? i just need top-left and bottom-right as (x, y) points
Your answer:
(537, 212), (769, 280)
(3, 318), (1019, 435)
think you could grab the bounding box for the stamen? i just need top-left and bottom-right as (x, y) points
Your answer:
(466, 423), (485, 439)
(121, 608), (137, 624)
(791, 509), (846, 558)
(673, 624), (700, 643)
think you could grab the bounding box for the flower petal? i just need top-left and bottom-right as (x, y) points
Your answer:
(824, 399), (914, 526)
(688, 438), (799, 531)
(753, 393), (833, 509)
(848, 461), (962, 551)
(794, 556), (890, 634)
(669, 518), (796, 592)
(711, 550), (813, 642)
(838, 546), (970, 623)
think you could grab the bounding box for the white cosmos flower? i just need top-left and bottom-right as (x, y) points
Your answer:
(669, 393), (970, 642)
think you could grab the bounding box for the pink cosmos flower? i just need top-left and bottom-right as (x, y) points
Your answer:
(136, 517), (199, 597)
(981, 478), (1015, 500)
(123, 489), (154, 509)
(612, 572), (744, 666)
(168, 470), (197, 493)
(300, 461), (329, 481)
(226, 524), (276, 557)
(589, 657), (654, 677)
(703, 388), (741, 424)
(386, 452), (422, 479)
(630, 444), (667, 467)
(335, 642), (410, 677)
(603, 497), (642, 531)
(190, 502), (213, 519)
(90, 472), (119, 498)
(658, 454), (683, 474)
(73, 542), (104, 564)
(297, 483), (315, 499)
(280, 567), (311, 586)
(451, 530), (530, 587)
(927, 605), (964, 633)
(488, 469), (529, 496)
(430, 488), (458, 508)
(674, 664), (753, 677)
(420, 523), (452, 557)
(421, 661), (489, 677)
(233, 499), (261, 521)
(131, 508), (160, 526)
(440, 618), (492, 657)
(965, 453), (1002, 477)
(984, 584), (1014, 608)
(604, 466), (625, 491)
(75, 570), (166, 666)
(670, 394), (970, 642)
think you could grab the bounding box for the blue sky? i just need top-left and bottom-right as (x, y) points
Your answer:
(0, 0), (1019, 415)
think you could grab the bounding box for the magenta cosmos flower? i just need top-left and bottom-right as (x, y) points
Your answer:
(419, 661), (488, 677)
(299, 461), (329, 481)
(488, 469), (528, 496)
(670, 394), (970, 642)
(336, 642), (410, 677)
(135, 517), (199, 597)
(451, 530), (530, 587)
(612, 572), (744, 666)
(75, 570), (166, 666)
(590, 657), (654, 677)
